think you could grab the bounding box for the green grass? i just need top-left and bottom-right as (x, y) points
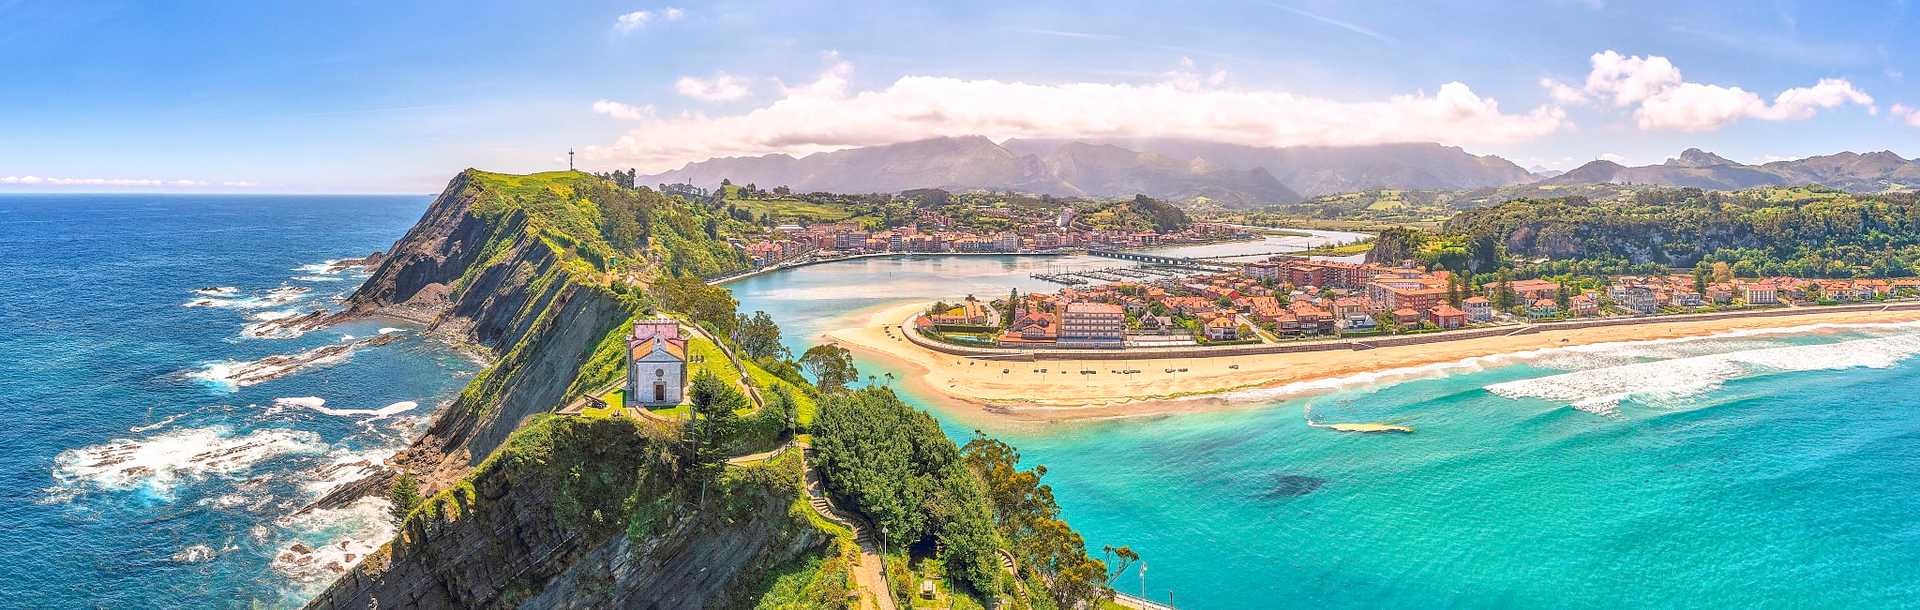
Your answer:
(742, 358), (819, 426)
(729, 197), (853, 223)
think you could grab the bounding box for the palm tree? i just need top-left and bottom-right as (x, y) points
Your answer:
(883, 372), (895, 386)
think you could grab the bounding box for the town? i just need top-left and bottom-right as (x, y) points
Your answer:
(735, 215), (1253, 268)
(913, 257), (1920, 350)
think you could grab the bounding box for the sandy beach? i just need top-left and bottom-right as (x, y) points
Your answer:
(829, 302), (1920, 422)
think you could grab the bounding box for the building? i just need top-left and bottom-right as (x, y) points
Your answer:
(1502, 279), (1561, 302)
(1462, 296), (1492, 322)
(1368, 280), (1448, 313)
(1569, 293), (1599, 317)
(930, 297), (992, 326)
(1615, 285), (1657, 314)
(1428, 303), (1468, 329)
(1204, 316), (1239, 341)
(1391, 307), (1422, 326)
(1744, 282), (1778, 305)
(627, 318), (687, 406)
(999, 312), (1058, 345)
(1528, 298), (1560, 319)
(1059, 301), (1126, 348)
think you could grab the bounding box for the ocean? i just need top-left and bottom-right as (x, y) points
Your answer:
(9, 197), (1920, 608)
(726, 254), (1920, 609)
(0, 194), (476, 608)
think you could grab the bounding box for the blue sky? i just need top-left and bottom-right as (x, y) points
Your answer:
(2, 0), (1917, 193)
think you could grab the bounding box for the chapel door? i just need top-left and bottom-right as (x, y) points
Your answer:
(654, 382), (666, 402)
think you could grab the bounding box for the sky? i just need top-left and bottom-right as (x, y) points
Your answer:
(3, 0), (1919, 193)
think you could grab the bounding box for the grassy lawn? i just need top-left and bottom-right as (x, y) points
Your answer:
(742, 357), (819, 426)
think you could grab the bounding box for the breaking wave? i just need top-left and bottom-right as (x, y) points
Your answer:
(272, 396), (419, 421)
(52, 426), (327, 497)
(1202, 319), (1920, 412)
(272, 496), (394, 586)
(1486, 333), (1920, 415)
(183, 285), (313, 309)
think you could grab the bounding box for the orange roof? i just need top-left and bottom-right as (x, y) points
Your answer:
(1430, 304), (1466, 317)
(1065, 301), (1123, 315)
(629, 337), (686, 362)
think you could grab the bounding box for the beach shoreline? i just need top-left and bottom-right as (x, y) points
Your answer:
(830, 301), (1920, 422)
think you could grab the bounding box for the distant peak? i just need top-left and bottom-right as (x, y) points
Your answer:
(1665, 148), (1735, 168)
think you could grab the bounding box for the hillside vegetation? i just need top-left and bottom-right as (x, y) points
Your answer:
(315, 169), (1121, 609)
(1442, 186), (1920, 277)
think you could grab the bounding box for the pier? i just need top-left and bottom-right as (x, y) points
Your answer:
(1087, 249), (1239, 271)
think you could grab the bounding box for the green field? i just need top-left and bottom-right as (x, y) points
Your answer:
(729, 196), (853, 223)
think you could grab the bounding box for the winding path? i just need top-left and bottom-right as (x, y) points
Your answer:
(800, 449), (897, 610)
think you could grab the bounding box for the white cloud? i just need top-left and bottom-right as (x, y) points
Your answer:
(1539, 77), (1588, 104)
(0, 176), (252, 188)
(616, 6), (681, 32)
(586, 57), (1566, 172)
(1893, 104), (1920, 128)
(1547, 50), (1874, 132)
(592, 99), (655, 121)
(674, 72), (752, 102)
(614, 10), (653, 32)
(1598, 152), (1627, 163)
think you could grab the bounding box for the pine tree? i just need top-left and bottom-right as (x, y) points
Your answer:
(387, 473), (421, 524)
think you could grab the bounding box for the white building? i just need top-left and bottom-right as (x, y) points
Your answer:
(627, 318), (688, 406)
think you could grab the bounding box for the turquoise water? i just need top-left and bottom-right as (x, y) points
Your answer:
(729, 255), (1920, 608)
(0, 195), (477, 608)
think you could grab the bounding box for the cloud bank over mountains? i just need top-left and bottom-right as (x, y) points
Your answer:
(1542, 50), (1876, 132)
(587, 56), (1565, 172)
(586, 48), (1910, 174)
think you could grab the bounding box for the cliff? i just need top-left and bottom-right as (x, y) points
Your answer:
(336, 170), (695, 482)
(304, 415), (848, 610)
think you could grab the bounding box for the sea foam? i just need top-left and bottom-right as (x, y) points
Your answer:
(1201, 319), (1920, 411)
(272, 396), (419, 421)
(1486, 333), (1920, 415)
(52, 426), (327, 497)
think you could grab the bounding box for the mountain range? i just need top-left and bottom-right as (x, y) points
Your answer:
(638, 137), (1920, 207)
(1543, 148), (1920, 192)
(638, 136), (1535, 207)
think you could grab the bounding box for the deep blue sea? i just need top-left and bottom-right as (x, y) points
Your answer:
(0, 194), (475, 608)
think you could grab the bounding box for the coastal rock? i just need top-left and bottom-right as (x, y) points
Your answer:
(301, 419), (828, 610)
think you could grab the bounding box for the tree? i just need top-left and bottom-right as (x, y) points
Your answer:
(732, 310), (788, 361)
(1445, 273), (1463, 307)
(800, 344), (858, 391)
(1004, 288), (1019, 326)
(1103, 545), (1140, 584)
(652, 274), (738, 334)
(769, 383), (799, 436)
(1693, 263), (1710, 294)
(685, 370), (746, 489)
(1556, 280), (1571, 309)
(1492, 269), (1514, 310)
(387, 473), (422, 524)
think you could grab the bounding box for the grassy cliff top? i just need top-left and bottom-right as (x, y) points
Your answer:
(456, 168), (749, 283)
